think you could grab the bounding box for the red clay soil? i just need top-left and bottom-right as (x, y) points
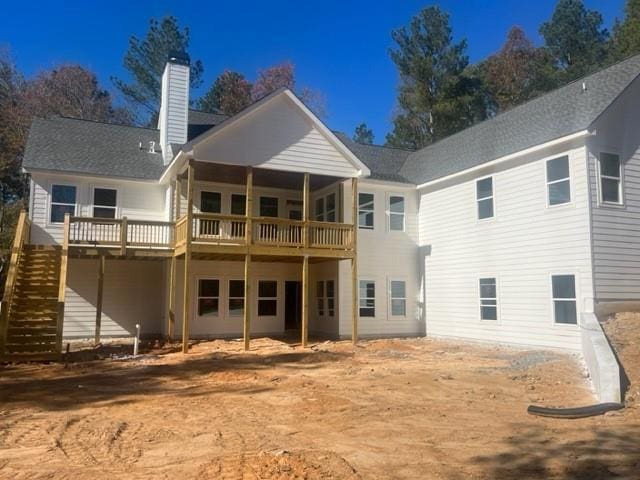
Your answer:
(0, 329), (638, 479)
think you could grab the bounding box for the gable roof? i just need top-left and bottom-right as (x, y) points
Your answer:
(334, 133), (413, 183)
(22, 117), (165, 180)
(401, 54), (640, 186)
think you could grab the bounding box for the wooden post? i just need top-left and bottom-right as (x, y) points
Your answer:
(94, 255), (105, 346)
(182, 161), (194, 353)
(175, 177), (182, 220)
(302, 173), (310, 248)
(245, 167), (253, 245)
(57, 214), (70, 354)
(120, 216), (128, 256)
(243, 254), (251, 351)
(301, 255), (309, 347)
(351, 177), (359, 345)
(168, 256), (176, 340)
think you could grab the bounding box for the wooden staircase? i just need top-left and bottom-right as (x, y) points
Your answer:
(1, 212), (68, 361)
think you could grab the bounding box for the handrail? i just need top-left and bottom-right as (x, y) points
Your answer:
(1, 210), (31, 354)
(69, 216), (174, 251)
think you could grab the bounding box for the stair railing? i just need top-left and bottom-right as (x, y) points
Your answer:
(0, 210), (31, 355)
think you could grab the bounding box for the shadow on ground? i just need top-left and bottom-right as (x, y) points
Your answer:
(473, 423), (640, 479)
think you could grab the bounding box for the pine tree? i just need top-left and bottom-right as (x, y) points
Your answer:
(353, 123), (374, 144)
(610, 0), (640, 61)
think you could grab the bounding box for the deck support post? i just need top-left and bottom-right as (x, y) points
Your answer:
(57, 214), (70, 354)
(168, 255), (176, 340)
(243, 254), (251, 350)
(182, 160), (194, 354)
(301, 255), (309, 347)
(351, 177), (358, 345)
(302, 173), (310, 248)
(175, 178), (182, 221)
(94, 254), (105, 346)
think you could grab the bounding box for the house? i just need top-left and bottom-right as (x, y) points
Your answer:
(2, 51), (640, 365)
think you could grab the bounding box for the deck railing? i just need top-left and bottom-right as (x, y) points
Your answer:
(252, 217), (304, 247)
(69, 217), (174, 251)
(309, 221), (354, 249)
(192, 213), (247, 245)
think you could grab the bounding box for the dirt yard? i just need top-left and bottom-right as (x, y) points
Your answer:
(1, 322), (639, 479)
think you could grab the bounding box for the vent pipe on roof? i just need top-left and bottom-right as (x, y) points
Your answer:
(582, 82), (587, 93)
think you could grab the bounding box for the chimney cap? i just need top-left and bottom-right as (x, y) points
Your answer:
(167, 50), (190, 66)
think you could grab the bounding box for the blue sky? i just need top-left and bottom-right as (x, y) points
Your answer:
(3, 0), (625, 142)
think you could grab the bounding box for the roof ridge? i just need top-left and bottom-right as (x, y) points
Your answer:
(333, 131), (414, 153)
(407, 52), (640, 161)
(42, 115), (159, 132)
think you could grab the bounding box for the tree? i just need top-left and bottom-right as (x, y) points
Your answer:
(112, 16), (204, 124)
(540, 0), (609, 81)
(353, 123), (374, 144)
(610, 0), (640, 62)
(22, 65), (133, 124)
(481, 26), (558, 113)
(196, 70), (251, 115)
(386, 6), (488, 149)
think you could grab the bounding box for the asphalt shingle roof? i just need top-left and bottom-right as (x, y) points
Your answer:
(22, 117), (165, 180)
(187, 109), (229, 139)
(400, 54), (640, 185)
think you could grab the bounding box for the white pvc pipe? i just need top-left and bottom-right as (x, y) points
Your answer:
(133, 323), (140, 357)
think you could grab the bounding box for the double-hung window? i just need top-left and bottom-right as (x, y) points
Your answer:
(479, 278), (498, 320)
(197, 279), (219, 317)
(200, 191), (221, 236)
(258, 280), (277, 316)
(389, 196), (405, 231)
(228, 280), (245, 316)
(476, 177), (494, 219)
(552, 275), (577, 325)
(315, 193), (336, 222)
(359, 280), (375, 317)
(50, 184), (76, 223)
(326, 280), (335, 317)
(390, 280), (406, 317)
(598, 152), (623, 204)
(316, 281), (325, 316)
(358, 193), (374, 230)
(230, 194), (247, 238)
(93, 188), (117, 219)
(546, 156), (571, 205)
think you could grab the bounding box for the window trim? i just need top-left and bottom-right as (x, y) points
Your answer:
(316, 280), (325, 317)
(596, 151), (624, 207)
(230, 193), (247, 216)
(228, 279), (245, 317)
(359, 279), (376, 318)
(259, 196), (279, 218)
(388, 278), (407, 318)
(257, 279), (278, 318)
(48, 182), (78, 225)
(545, 155), (572, 208)
(478, 276), (499, 322)
(476, 176), (495, 221)
(387, 194), (406, 232)
(199, 189), (222, 214)
(91, 185), (119, 219)
(550, 273), (579, 327)
(315, 192), (337, 223)
(358, 192), (375, 230)
(195, 276), (220, 318)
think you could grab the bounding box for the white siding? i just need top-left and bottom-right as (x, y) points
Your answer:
(193, 95), (360, 177)
(588, 76), (640, 303)
(159, 62), (190, 164)
(419, 145), (593, 351)
(339, 181), (422, 338)
(30, 172), (167, 244)
(64, 258), (166, 338)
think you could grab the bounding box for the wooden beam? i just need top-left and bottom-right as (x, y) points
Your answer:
(120, 216), (128, 256)
(351, 177), (358, 345)
(175, 177), (182, 220)
(243, 254), (251, 351)
(168, 256), (176, 340)
(182, 160), (194, 354)
(94, 255), (105, 346)
(245, 167), (253, 244)
(301, 254), (309, 347)
(302, 173), (310, 248)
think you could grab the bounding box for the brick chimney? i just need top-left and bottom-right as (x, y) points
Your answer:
(158, 51), (190, 165)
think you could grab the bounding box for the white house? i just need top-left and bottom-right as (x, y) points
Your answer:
(3, 51), (640, 366)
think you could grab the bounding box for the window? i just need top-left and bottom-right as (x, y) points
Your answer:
(598, 153), (622, 204)
(231, 194), (246, 215)
(50, 184), (76, 223)
(546, 156), (571, 205)
(315, 193), (336, 222)
(358, 193), (374, 230)
(552, 275), (577, 325)
(390, 280), (406, 317)
(316, 281), (325, 316)
(479, 278), (497, 320)
(228, 280), (245, 316)
(258, 280), (277, 316)
(260, 197), (278, 217)
(93, 188), (117, 219)
(476, 177), (494, 219)
(326, 280), (335, 317)
(201, 191), (221, 213)
(359, 280), (375, 317)
(389, 196), (405, 231)
(197, 279), (219, 317)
